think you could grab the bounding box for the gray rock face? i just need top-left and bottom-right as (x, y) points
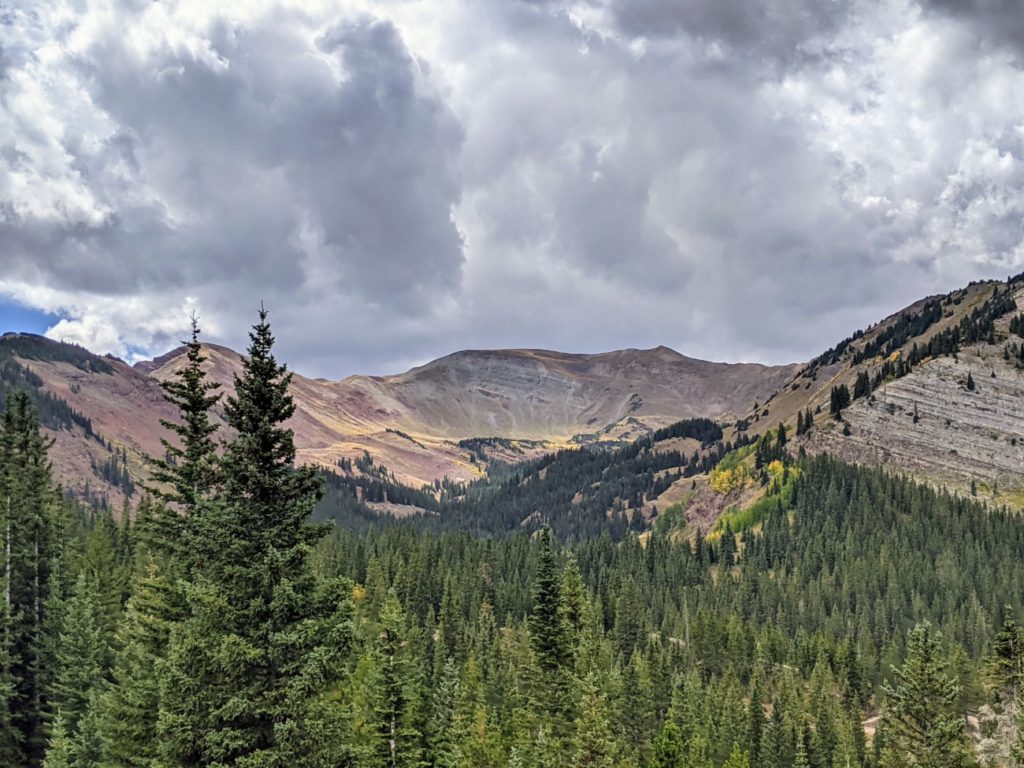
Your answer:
(373, 347), (799, 440)
(810, 345), (1024, 493)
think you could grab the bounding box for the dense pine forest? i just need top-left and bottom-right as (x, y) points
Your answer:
(0, 311), (1022, 767)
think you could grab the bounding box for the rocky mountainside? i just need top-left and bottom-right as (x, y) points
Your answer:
(149, 344), (795, 487)
(0, 335), (794, 499)
(732, 277), (1024, 504)
(3, 273), (1023, 516)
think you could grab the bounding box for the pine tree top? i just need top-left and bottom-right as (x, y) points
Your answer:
(148, 315), (222, 509)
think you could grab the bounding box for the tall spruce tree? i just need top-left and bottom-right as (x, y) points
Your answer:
(881, 622), (969, 768)
(371, 592), (421, 768)
(97, 560), (173, 767)
(529, 528), (569, 673)
(528, 527), (571, 732)
(0, 583), (18, 766)
(157, 307), (356, 767)
(1, 391), (60, 766)
(571, 675), (616, 768)
(427, 657), (460, 768)
(989, 608), (1024, 692)
(722, 743), (750, 768)
(145, 315), (222, 561)
(41, 714), (71, 768)
(559, 552), (587, 667)
(49, 573), (109, 735)
(93, 317), (222, 767)
(650, 720), (684, 768)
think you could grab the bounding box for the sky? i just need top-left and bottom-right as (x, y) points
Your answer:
(1, 0), (1023, 377)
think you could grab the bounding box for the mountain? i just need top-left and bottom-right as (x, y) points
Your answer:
(2, 272), (1023, 518)
(0, 334), (794, 501)
(426, 275), (1024, 539)
(345, 346), (797, 441)
(149, 344), (796, 441)
(739, 276), (1024, 505)
(145, 343), (796, 484)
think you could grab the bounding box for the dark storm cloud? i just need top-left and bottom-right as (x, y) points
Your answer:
(77, 12), (460, 306)
(610, 0), (852, 69)
(922, 0), (1024, 55)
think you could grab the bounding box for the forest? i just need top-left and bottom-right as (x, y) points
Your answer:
(0, 311), (1021, 768)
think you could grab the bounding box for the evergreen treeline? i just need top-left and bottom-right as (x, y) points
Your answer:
(314, 418), (750, 541)
(0, 335), (113, 376)
(850, 299), (944, 365)
(1009, 314), (1024, 339)
(0, 334), (115, 437)
(649, 417), (723, 444)
(92, 448), (135, 498)
(805, 280), (1019, 395)
(0, 359), (95, 438)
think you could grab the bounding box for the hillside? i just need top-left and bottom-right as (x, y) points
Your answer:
(145, 343), (795, 486)
(0, 335), (793, 500)
(732, 277), (1024, 504)
(2, 272), (1024, 518)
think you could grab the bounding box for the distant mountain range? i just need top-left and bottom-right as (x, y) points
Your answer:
(2, 273), (1023, 517)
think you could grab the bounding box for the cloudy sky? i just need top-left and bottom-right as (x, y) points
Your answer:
(1, 0), (1023, 376)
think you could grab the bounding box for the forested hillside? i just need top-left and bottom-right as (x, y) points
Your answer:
(0, 310), (1020, 768)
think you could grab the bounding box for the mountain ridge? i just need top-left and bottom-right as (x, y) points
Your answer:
(142, 341), (798, 487)
(3, 273), (1023, 516)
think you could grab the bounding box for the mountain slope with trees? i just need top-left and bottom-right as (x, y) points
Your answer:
(0, 308), (1020, 767)
(2, 272), (1024, 522)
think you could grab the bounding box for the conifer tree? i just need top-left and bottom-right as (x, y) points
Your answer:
(529, 528), (569, 673)
(435, 576), (463, 667)
(880, 622), (969, 767)
(72, 693), (103, 768)
(157, 307), (356, 767)
(372, 592), (421, 768)
(529, 527), (571, 729)
(147, 315), (222, 512)
(1013, 687), (1024, 767)
(0, 391), (60, 765)
(97, 560), (173, 767)
(571, 675), (615, 768)
(853, 371), (871, 400)
(793, 733), (809, 768)
(144, 316), (222, 567)
(748, 675), (766, 765)
(454, 666), (503, 768)
(685, 736), (714, 768)
(50, 573), (108, 738)
(722, 742), (750, 768)
(618, 650), (655, 765)
(720, 523), (737, 569)
(78, 511), (123, 659)
(830, 385), (851, 418)
(989, 608), (1024, 692)
(613, 577), (644, 659)
(0, 615), (18, 767)
(41, 714), (71, 768)
(650, 720), (684, 768)
(559, 552), (587, 665)
(427, 658), (460, 768)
